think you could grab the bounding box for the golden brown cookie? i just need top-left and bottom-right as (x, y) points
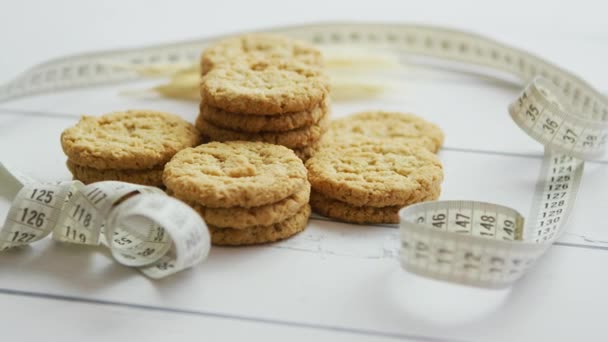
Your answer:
(209, 204), (311, 246)
(201, 34), (323, 74)
(320, 111), (444, 153)
(199, 98), (329, 133)
(310, 188), (440, 224)
(61, 110), (201, 170)
(201, 59), (329, 115)
(163, 141), (308, 208)
(67, 160), (163, 186)
(196, 112), (329, 149)
(175, 183), (310, 229)
(306, 140), (443, 207)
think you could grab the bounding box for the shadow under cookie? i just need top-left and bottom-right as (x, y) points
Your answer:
(292, 142), (320, 161)
(67, 160), (163, 187)
(310, 190), (401, 224)
(201, 33), (323, 75)
(309, 190), (441, 224)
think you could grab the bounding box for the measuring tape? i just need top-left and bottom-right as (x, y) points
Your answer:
(0, 163), (210, 278)
(0, 23), (606, 287)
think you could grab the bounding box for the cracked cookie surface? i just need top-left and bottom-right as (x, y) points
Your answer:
(201, 34), (323, 74)
(321, 111), (444, 153)
(163, 141), (308, 208)
(306, 140), (443, 207)
(201, 59), (329, 115)
(61, 110), (200, 170)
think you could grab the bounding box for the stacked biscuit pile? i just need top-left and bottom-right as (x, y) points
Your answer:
(306, 111), (445, 224)
(196, 34), (330, 161)
(61, 110), (200, 187)
(163, 141), (311, 246)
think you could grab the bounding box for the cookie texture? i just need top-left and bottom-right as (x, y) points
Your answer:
(163, 141), (308, 208)
(306, 140), (443, 207)
(209, 204), (311, 246)
(196, 112), (328, 149)
(310, 189), (440, 224)
(321, 111), (444, 153)
(201, 59), (329, 115)
(67, 160), (163, 186)
(175, 184), (310, 229)
(199, 98), (328, 132)
(201, 34), (323, 74)
(61, 110), (201, 170)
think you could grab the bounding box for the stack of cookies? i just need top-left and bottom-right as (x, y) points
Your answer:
(307, 111), (445, 224)
(163, 141), (311, 246)
(61, 110), (200, 187)
(195, 34), (330, 161)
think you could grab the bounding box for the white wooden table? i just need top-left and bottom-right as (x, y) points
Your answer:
(1, 1), (607, 341)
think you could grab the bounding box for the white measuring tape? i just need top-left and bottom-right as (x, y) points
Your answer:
(0, 23), (606, 287)
(0, 163), (210, 278)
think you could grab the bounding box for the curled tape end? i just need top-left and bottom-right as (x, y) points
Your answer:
(0, 176), (210, 279)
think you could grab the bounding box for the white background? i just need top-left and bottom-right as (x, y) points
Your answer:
(0, 1), (607, 341)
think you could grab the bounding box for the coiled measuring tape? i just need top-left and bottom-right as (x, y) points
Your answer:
(0, 163), (210, 278)
(0, 23), (606, 287)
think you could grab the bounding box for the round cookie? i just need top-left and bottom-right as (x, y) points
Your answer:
(196, 112), (329, 149)
(163, 141), (308, 208)
(310, 188), (440, 224)
(199, 98), (329, 133)
(201, 59), (329, 115)
(209, 204), (311, 246)
(321, 111), (444, 153)
(175, 183), (310, 229)
(306, 140), (443, 207)
(61, 110), (201, 170)
(67, 160), (163, 186)
(201, 34), (323, 74)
